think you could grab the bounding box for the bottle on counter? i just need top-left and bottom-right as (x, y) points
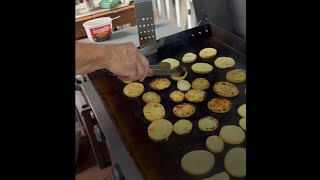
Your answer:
(83, 0), (95, 11)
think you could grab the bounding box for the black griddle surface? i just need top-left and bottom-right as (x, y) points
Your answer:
(89, 24), (246, 180)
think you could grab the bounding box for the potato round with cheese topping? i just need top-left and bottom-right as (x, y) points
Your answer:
(173, 103), (196, 118)
(143, 103), (165, 122)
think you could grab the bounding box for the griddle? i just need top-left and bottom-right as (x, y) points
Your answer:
(87, 23), (246, 180)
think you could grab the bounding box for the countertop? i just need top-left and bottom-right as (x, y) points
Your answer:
(77, 19), (183, 47)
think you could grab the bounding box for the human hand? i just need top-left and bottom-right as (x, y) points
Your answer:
(104, 42), (152, 82)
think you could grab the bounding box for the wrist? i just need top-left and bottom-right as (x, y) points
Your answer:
(98, 43), (128, 69)
(91, 43), (131, 71)
(91, 44), (112, 71)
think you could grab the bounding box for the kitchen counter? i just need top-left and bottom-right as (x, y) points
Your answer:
(76, 1), (131, 20)
(76, 2), (136, 40)
(77, 19), (183, 47)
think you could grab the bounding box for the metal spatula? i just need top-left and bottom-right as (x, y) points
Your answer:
(149, 62), (187, 77)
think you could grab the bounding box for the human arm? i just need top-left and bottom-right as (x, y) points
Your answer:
(76, 42), (151, 82)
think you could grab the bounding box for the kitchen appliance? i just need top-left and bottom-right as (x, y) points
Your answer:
(76, 0), (246, 179)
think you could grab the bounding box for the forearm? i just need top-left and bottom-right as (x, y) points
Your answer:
(75, 42), (150, 82)
(75, 42), (110, 75)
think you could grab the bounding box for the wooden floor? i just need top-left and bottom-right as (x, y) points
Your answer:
(76, 133), (112, 180)
(76, 165), (112, 180)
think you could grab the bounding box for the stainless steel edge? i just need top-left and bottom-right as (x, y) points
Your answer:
(80, 75), (144, 180)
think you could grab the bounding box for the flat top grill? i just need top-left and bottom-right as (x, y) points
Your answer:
(88, 23), (246, 180)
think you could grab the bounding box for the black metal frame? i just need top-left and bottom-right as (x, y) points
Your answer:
(79, 106), (111, 169)
(193, 0), (246, 39)
(80, 78), (144, 180)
